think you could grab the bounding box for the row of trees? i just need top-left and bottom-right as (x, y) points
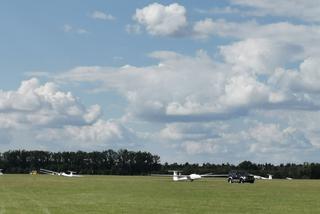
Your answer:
(160, 161), (320, 179)
(0, 150), (161, 175)
(1, 150), (320, 178)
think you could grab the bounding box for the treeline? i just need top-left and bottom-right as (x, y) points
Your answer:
(1, 150), (320, 178)
(160, 160), (320, 179)
(0, 150), (161, 175)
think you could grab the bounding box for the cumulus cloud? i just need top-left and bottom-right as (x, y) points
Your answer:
(131, 1), (320, 52)
(158, 123), (220, 142)
(269, 57), (320, 94)
(35, 119), (137, 149)
(132, 2), (320, 43)
(192, 18), (257, 39)
(57, 49), (320, 124)
(133, 3), (188, 36)
(248, 123), (312, 153)
(220, 38), (296, 75)
(152, 120), (318, 163)
(0, 78), (101, 127)
(57, 51), (234, 121)
(193, 18), (320, 49)
(0, 79), (137, 151)
(54, 40), (320, 163)
(54, 1), (320, 162)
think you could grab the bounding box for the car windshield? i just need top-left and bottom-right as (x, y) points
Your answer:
(229, 170), (249, 176)
(238, 171), (249, 176)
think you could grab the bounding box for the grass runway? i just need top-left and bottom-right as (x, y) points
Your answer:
(0, 175), (319, 213)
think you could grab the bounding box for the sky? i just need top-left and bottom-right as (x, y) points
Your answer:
(1, 0), (320, 164)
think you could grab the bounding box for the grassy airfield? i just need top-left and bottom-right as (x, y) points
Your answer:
(0, 175), (319, 214)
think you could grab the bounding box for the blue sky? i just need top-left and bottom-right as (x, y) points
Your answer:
(1, 0), (320, 164)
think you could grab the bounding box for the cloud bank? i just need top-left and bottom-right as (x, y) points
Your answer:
(58, 48), (320, 123)
(0, 79), (137, 151)
(3, 1), (320, 164)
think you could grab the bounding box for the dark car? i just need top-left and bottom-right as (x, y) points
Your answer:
(227, 170), (255, 183)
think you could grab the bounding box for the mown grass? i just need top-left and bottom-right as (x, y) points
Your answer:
(0, 175), (319, 213)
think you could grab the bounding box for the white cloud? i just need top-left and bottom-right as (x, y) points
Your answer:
(53, 1), (320, 162)
(53, 42), (320, 163)
(152, 120), (317, 163)
(131, 1), (320, 51)
(0, 79), (138, 151)
(57, 51), (233, 121)
(284, 111), (320, 148)
(247, 123), (312, 159)
(0, 78), (101, 128)
(231, 0), (320, 23)
(269, 57), (320, 94)
(193, 18), (319, 43)
(91, 11), (115, 20)
(181, 141), (222, 156)
(35, 119), (137, 149)
(192, 19), (320, 68)
(132, 2), (320, 43)
(220, 74), (270, 108)
(220, 38), (292, 75)
(192, 18), (256, 39)
(158, 123), (220, 142)
(133, 3), (188, 36)
(57, 49), (320, 123)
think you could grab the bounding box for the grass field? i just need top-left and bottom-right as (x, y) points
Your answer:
(0, 175), (319, 214)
